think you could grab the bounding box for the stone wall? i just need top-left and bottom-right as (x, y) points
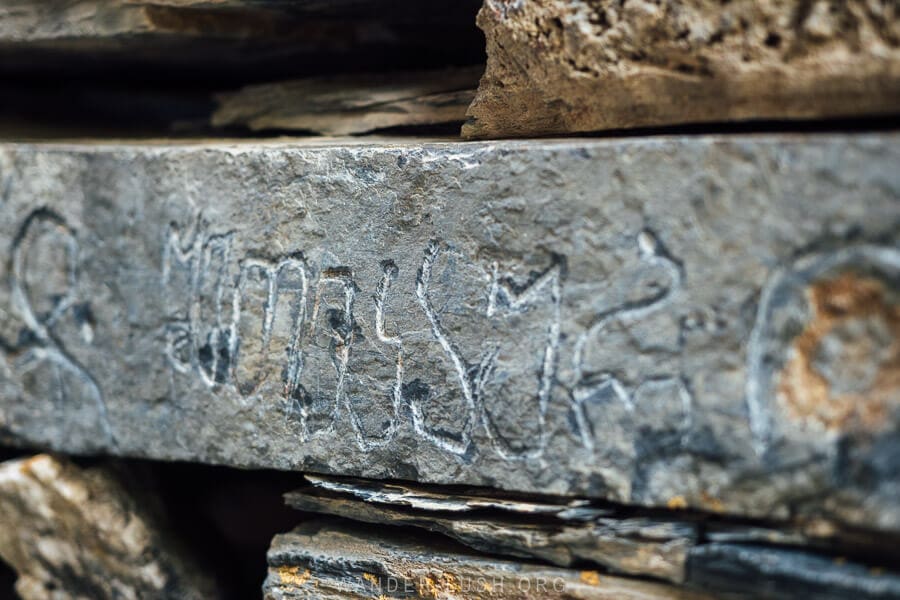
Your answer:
(0, 1), (897, 598)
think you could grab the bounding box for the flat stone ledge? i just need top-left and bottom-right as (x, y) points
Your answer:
(0, 134), (897, 533)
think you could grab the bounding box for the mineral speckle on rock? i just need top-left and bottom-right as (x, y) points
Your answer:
(463, 0), (900, 138)
(0, 454), (217, 600)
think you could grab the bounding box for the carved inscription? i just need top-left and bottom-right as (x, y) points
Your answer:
(13, 207), (884, 463)
(482, 251), (564, 458)
(232, 255), (309, 402)
(154, 214), (704, 460)
(162, 217), (235, 386)
(291, 266), (356, 440)
(2, 202), (891, 464)
(570, 230), (693, 452)
(1, 209), (113, 445)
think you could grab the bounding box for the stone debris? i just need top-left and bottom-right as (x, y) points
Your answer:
(0, 454), (217, 600)
(464, 0), (900, 138)
(0, 135), (897, 535)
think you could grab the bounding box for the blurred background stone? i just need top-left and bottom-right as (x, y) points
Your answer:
(464, 0), (900, 138)
(0, 454), (218, 600)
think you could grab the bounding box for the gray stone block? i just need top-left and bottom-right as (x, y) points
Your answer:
(263, 521), (708, 599)
(0, 134), (897, 533)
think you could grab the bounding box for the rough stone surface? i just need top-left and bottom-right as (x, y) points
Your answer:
(0, 135), (898, 534)
(285, 475), (900, 592)
(0, 454), (216, 600)
(286, 475), (699, 583)
(463, 0), (900, 138)
(263, 520), (708, 599)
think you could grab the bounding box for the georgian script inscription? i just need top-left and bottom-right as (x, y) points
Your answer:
(157, 214), (701, 459)
(13, 208), (881, 461)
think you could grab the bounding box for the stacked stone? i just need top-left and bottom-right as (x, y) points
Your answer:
(0, 1), (897, 599)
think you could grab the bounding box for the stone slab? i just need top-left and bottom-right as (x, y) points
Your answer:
(286, 475), (698, 584)
(263, 521), (708, 599)
(0, 0), (480, 45)
(463, 0), (900, 138)
(0, 135), (897, 532)
(686, 544), (900, 600)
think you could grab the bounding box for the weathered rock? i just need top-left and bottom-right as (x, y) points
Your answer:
(285, 474), (900, 587)
(287, 475), (696, 583)
(0, 0), (484, 79)
(0, 454), (216, 599)
(263, 520), (708, 599)
(687, 544), (900, 599)
(0, 135), (898, 534)
(463, 0), (900, 138)
(212, 67), (481, 135)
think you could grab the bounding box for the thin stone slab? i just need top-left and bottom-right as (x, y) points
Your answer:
(0, 135), (897, 533)
(263, 521), (709, 599)
(686, 544), (900, 600)
(284, 474), (900, 588)
(0, 0), (480, 45)
(286, 475), (698, 583)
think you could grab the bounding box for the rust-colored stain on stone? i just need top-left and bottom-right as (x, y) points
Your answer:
(579, 570), (602, 586)
(419, 571), (462, 598)
(277, 566), (311, 587)
(699, 492), (725, 513)
(666, 496), (688, 510)
(778, 272), (900, 433)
